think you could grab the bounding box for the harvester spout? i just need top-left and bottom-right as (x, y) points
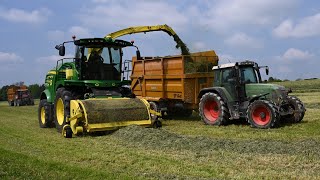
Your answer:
(105, 24), (190, 55)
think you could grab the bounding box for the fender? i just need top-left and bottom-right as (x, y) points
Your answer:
(198, 87), (238, 119)
(40, 89), (53, 103)
(198, 87), (233, 103)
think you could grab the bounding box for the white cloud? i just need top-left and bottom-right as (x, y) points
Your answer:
(191, 41), (207, 52)
(0, 52), (23, 63)
(0, 7), (51, 24)
(224, 33), (263, 49)
(273, 13), (320, 38)
(277, 48), (314, 61)
(200, 0), (298, 32)
(48, 26), (92, 42)
(36, 54), (74, 65)
(79, 1), (187, 32)
(69, 26), (92, 39)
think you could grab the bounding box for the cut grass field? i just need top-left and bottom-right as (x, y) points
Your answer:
(1, 79), (320, 179)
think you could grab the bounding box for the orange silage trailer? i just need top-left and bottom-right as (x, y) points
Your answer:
(130, 50), (219, 117)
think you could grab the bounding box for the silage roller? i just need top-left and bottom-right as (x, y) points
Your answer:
(62, 98), (162, 138)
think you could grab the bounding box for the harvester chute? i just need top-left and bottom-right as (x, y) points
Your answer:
(105, 24), (190, 55)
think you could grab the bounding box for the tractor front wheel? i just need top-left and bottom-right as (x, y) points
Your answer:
(54, 88), (74, 133)
(38, 99), (54, 128)
(199, 92), (230, 125)
(247, 100), (279, 128)
(282, 96), (306, 123)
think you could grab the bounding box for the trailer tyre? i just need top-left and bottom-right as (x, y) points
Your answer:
(247, 100), (279, 129)
(199, 92), (229, 125)
(54, 88), (74, 133)
(38, 99), (54, 128)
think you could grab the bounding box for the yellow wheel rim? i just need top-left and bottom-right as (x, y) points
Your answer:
(56, 98), (64, 125)
(40, 107), (46, 124)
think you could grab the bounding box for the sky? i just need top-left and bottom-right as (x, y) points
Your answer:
(0, 0), (320, 87)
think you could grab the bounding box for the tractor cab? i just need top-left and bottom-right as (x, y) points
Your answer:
(55, 38), (138, 82)
(212, 61), (269, 102)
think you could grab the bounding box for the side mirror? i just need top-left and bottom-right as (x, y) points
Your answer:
(136, 50), (141, 60)
(266, 67), (269, 75)
(55, 44), (65, 56)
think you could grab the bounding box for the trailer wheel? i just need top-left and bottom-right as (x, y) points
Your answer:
(38, 99), (54, 128)
(54, 88), (74, 133)
(282, 96), (306, 123)
(199, 92), (229, 125)
(247, 100), (279, 128)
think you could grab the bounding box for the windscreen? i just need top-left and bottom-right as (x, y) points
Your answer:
(81, 47), (122, 80)
(240, 66), (258, 83)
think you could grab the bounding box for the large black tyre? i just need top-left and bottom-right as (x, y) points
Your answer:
(199, 92), (230, 125)
(38, 99), (54, 128)
(282, 96), (306, 123)
(247, 100), (279, 129)
(54, 88), (74, 133)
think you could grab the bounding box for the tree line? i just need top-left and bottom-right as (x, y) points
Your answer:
(0, 82), (45, 101)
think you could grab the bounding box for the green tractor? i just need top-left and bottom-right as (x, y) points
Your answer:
(198, 61), (306, 128)
(38, 37), (161, 138)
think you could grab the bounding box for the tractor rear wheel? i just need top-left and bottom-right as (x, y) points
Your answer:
(199, 92), (230, 125)
(38, 99), (54, 128)
(54, 88), (74, 133)
(247, 100), (279, 128)
(282, 96), (306, 123)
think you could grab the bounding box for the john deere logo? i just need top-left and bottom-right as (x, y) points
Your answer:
(95, 83), (99, 87)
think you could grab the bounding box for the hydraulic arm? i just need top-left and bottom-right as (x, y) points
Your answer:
(105, 24), (190, 55)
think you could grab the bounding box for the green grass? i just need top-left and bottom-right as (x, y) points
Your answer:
(1, 79), (320, 179)
(272, 78), (320, 93)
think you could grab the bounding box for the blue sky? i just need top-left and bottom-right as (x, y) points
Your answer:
(0, 0), (319, 86)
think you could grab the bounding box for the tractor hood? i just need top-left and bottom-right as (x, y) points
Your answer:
(245, 83), (289, 104)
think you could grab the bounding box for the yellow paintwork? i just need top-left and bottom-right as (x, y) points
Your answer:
(86, 120), (152, 132)
(48, 70), (56, 75)
(66, 69), (73, 80)
(67, 98), (160, 135)
(40, 106), (45, 124)
(56, 98), (64, 125)
(105, 24), (176, 39)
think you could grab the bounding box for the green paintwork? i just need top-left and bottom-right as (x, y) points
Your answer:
(41, 38), (133, 103)
(245, 83), (287, 104)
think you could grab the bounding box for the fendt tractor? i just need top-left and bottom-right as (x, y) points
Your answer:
(38, 37), (161, 138)
(198, 61), (306, 128)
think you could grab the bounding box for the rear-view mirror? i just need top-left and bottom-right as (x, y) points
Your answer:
(55, 44), (65, 56)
